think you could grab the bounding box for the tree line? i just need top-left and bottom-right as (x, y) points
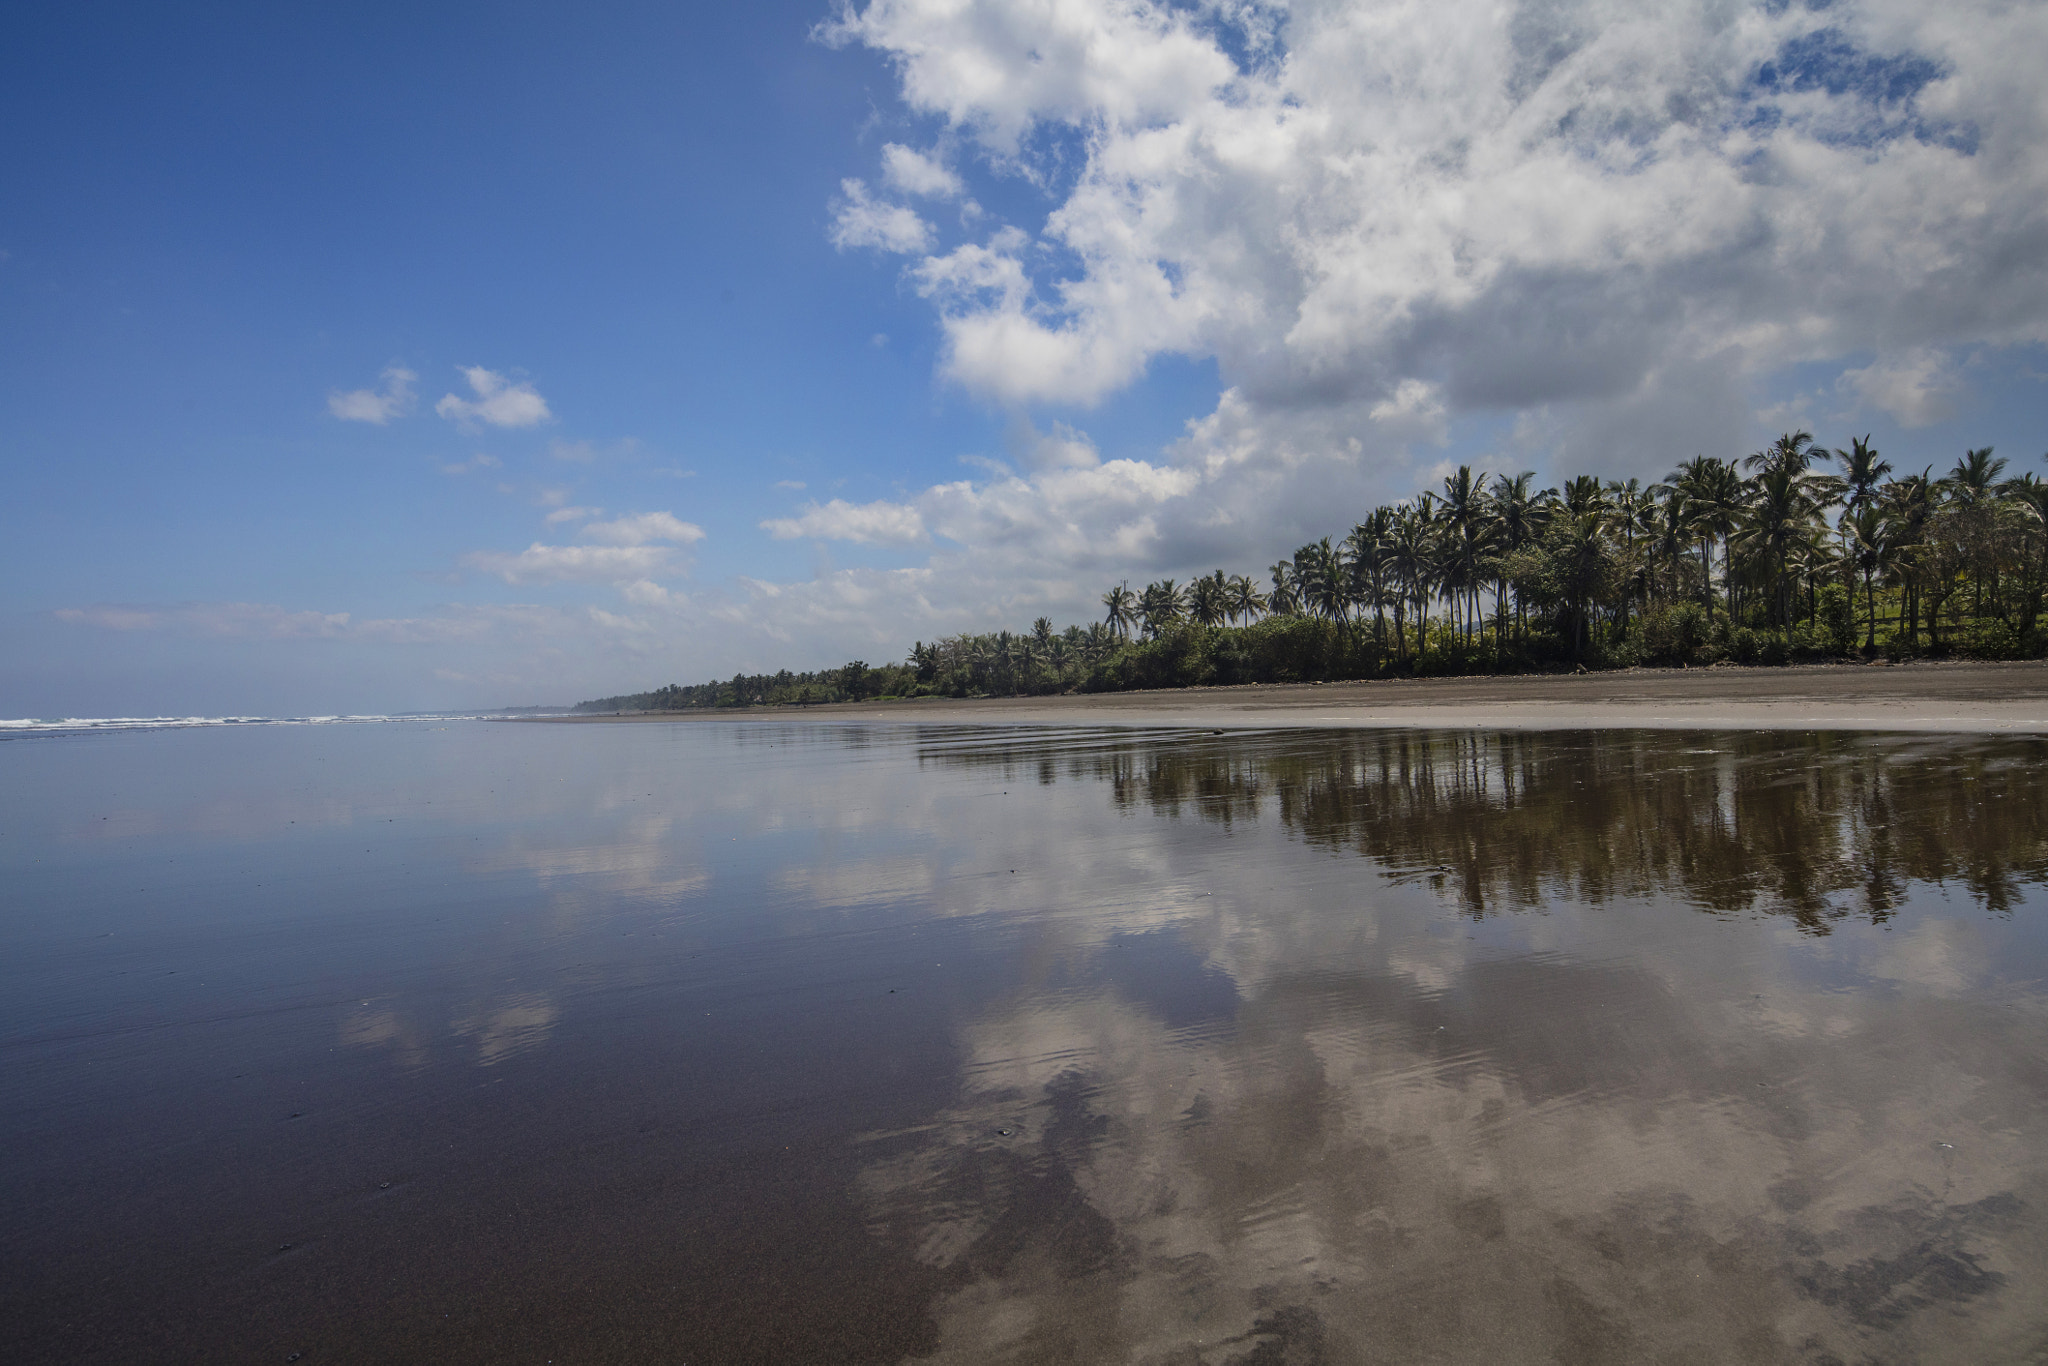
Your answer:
(576, 434), (2046, 711)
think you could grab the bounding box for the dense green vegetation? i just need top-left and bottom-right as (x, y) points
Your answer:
(576, 434), (2047, 711)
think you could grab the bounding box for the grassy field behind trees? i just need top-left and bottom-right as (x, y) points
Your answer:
(576, 434), (2048, 712)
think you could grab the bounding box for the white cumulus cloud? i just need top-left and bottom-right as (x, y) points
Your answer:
(578, 511), (706, 546)
(435, 367), (552, 428)
(829, 178), (934, 253)
(826, 0), (2048, 453)
(329, 366), (415, 424)
(761, 498), (929, 547)
(881, 142), (964, 198)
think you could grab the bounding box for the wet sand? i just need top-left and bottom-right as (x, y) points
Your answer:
(550, 659), (2048, 733)
(7, 720), (2048, 1363)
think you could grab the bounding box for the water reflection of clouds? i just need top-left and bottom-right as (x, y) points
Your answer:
(454, 993), (560, 1067)
(231, 720), (2048, 1356)
(771, 854), (936, 909)
(850, 726), (2048, 1362)
(344, 992), (563, 1070)
(480, 817), (711, 909)
(340, 1004), (430, 1072)
(865, 953), (2045, 1361)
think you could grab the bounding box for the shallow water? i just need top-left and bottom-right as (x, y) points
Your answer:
(3, 720), (2046, 1364)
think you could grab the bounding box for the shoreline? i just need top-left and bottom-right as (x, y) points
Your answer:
(530, 659), (2048, 734)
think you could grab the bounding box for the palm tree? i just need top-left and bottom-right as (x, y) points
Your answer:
(1562, 475), (1608, 518)
(1947, 447), (2007, 508)
(1884, 469), (1936, 648)
(1555, 511), (1611, 659)
(1489, 472), (1544, 644)
(991, 630), (1017, 694)
(1844, 504), (1889, 651)
(1268, 561), (1302, 617)
(1344, 509), (1396, 649)
(1101, 583), (1136, 641)
(1672, 456), (1744, 614)
(1746, 430), (1818, 478)
(1385, 507), (1435, 661)
(1944, 447), (2011, 619)
(1737, 467), (1822, 628)
(2004, 473), (2048, 638)
(1638, 486), (1684, 604)
(1835, 437), (1891, 512)
(1226, 574), (1266, 623)
(1138, 580), (1184, 638)
(1296, 538), (1350, 623)
(1832, 437), (1891, 626)
(1437, 466), (1491, 639)
(1189, 572), (1229, 627)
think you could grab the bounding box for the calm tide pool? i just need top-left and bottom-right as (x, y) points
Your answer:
(3, 720), (2046, 1364)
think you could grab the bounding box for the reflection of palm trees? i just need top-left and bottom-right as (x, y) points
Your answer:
(927, 729), (2048, 926)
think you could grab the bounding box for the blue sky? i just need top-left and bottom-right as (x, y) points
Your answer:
(4, 0), (2045, 715)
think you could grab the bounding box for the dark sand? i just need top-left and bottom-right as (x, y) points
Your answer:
(547, 659), (2048, 732)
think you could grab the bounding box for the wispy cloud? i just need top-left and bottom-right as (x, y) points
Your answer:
(435, 366), (552, 429)
(829, 178), (933, 254)
(329, 365), (416, 424)
(578, 511), (706, 546)
(441, 453), (502, 475)
(462, 543), (681, 585)
(53, 600), (570, 644)
(761, 497), (927, 547)
(1837, 349), (1966, 428)
(459, 510), (704, 586)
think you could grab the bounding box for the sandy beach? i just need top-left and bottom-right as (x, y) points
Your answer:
(542, 659), (2048, 733)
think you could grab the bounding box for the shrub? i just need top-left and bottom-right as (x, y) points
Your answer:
(1817, 584), (1856, 656)
(1787, 622), (1831, 661)
(1968, 618), (2024, 661)
(1640, 602), (1710, 665)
